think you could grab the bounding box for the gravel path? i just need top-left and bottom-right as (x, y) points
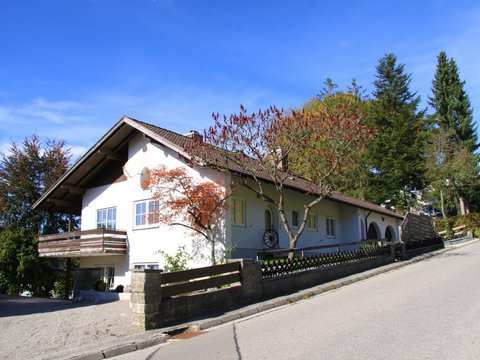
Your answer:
(0, 295), (139, 360)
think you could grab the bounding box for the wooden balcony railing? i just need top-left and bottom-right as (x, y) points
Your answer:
(38, 229), (127, 258)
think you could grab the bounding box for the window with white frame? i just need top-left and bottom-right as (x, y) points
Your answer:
(292, 210), (299, 228)
(326, 217), (336, 237)
(134, 199), (160, 228)
(231, 198), (245, 226)
(96, 207), (117, 230)
(307, 212), (317, 231)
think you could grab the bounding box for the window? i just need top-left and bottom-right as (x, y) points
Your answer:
(231, 198), (245, 226)
(133, 263), (159, 270)
(307, 213), (317, 231)
(96, 207), (117, 230)
(292, 210), (299, 228)
(265, 209), (272, 230)
(134, 199), (160, 228)
(96, 265), (115, 289)
(326, 217), (336, 237)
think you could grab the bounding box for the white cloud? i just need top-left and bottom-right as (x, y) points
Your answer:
(0, 84), (304, 163)
(0, 97), (98, 160)
(0, 97), (88, 126)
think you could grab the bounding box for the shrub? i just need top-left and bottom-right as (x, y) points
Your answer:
(160, 246), (191, 273)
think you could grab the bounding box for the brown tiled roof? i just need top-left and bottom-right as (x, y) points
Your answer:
(127, 117), (403, 220)
(33, 116), (403, 220)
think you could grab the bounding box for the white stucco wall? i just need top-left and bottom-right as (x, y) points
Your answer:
(79, 133), (227, 287)
(229, 182), (367, 259)
(78, 132), (402, 287)
(228, 179), (402, 259)
(359, 208), (401, 241)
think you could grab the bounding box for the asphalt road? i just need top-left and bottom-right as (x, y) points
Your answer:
(115, 241), (480, 360)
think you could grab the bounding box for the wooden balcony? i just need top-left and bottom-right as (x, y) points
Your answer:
(38, 229), (127, 258)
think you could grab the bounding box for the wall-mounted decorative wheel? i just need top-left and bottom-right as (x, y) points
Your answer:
(263, 229), (279, 248)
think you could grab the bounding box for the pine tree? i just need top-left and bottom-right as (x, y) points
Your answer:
(367, 53), (427, 212)
(429, 51), (478, 152)
(427, 51), (479, 214)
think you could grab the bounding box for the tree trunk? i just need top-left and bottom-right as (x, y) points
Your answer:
(207, 229), (216, 265)
(459, 197), (469, 215)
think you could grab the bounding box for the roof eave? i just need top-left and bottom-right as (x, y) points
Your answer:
(32, 116), (131, 211)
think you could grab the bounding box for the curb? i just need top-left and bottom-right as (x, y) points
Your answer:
(49, 238), (479, 360)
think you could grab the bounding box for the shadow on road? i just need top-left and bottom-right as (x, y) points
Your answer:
(0, 294), (115, 317)
(424, 251), (474, 261)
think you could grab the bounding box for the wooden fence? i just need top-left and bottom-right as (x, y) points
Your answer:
(160, 262), (241, 298)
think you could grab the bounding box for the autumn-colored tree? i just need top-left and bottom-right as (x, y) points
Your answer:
(144, 166), (231, 265)
(296, 87), (373, 201)
(197, 105), (374, 258)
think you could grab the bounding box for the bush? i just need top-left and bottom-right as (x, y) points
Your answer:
(160, 246), (191, 272)
(435, 212), (480, 235)
(0, 228), (56, 296)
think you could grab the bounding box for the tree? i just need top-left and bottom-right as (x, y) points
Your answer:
(0, 135), (73, 296)
(426, 128), (480, 217)
(297, 81), (373, 201)
(427, 51), (479, 214)
(367, 53), (427, 211)
(0, 228), (55, 296)
(144, 166), (231, 265)
(429, 51), (477, 152)
(198, 105), (373, 258)
(0, 135), (72, 233)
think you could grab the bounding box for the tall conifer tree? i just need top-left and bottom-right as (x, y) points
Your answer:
(427, 51), (479, 214)
(429, 51), (477, 152)
(367, 53), (427, 212)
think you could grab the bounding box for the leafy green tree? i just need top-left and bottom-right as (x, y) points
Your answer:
(0, 135), (73, 296)
(426, 128), (480, 216)
(367, 53), (428, 212)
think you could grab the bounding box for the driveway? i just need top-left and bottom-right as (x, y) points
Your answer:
(0, 296), (139, 360)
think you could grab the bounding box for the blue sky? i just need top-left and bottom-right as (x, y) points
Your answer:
(1, 0), (479, 158)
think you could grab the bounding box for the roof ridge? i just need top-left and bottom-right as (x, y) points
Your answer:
(125, 116), (194, 141)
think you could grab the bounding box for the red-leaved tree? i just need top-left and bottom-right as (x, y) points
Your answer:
(195, 103), (374, 258)
(144, 166), (231, 265)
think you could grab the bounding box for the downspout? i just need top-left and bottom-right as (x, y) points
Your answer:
(364, 211), (372, 240)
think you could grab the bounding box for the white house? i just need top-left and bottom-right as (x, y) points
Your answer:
(33, 116), (403, 289)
